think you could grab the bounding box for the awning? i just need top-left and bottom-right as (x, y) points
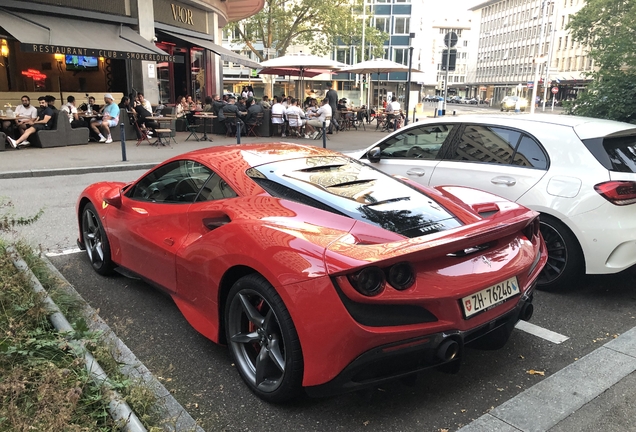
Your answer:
(0, 9), (178, 62)
(161, 30), (261, 69)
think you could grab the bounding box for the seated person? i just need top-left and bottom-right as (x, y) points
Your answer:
(131, 103), (158, 137)
(62, 95), (86, 129)
(285, 98), (307, 136)
(203, 96), (214, 112)
(270, 96), (286, 135)
(79, 96), (100, 113)
(2, 95), (38, 139)
(260, 95), (271, 109)
(305, 98), (332, 139)
(45, 95), (57, 109)
(7, 96), (53, 149)
(236, 96), (247, 113)
(337, 99), (348, 111)
(244, 97), (264, 127)
(211, 94), (225, 115)
(119, 96), (134, 112)
(135, 92), (152, 113)
(218, 96), (245, 134)
(89, 94), (120, 143)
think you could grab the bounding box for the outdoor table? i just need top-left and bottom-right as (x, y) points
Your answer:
(193, 114), (216, 141)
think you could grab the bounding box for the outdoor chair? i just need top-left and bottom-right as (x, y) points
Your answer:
(313, 116), (331, 141)
(271, 113), (285, 136)
(285, 114), (304, 137)
(184, 115), (202, 141)
(223, 113), (238, 137)
(133, 121), (152, 146)
(247, 113), (264, 137)
(339, 111), (355, 131)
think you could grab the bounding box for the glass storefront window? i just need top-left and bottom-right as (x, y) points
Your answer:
(191, 48), (204, 104)
(157, 61), (171, 104)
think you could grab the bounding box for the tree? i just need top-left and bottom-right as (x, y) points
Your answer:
(566, 0), (636, 122)
(227, 0), (387, 63)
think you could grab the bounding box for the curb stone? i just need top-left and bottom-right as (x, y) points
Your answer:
(41, 254), (205, 432)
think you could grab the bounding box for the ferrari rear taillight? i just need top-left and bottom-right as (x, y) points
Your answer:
(522, 217), (540, 240)
(594, 181), (636, 206)
(347, 267), (385, 297)
(387, 262), (415, 291)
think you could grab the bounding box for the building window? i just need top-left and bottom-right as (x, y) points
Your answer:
(375, 17), (390, 32)
(394, 48), (408, 65)
(394, 17), (410, 34)
(336, 48), (351, 65)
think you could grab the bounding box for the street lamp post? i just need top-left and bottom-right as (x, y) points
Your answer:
(405, 41), (414, 125)
(530, 0), (550, 114)
(359, 0), (367, 106)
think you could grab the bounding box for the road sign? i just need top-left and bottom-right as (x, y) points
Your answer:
(444, 32), (458, 48)
(441, 49), (457, 71)
(527, 81), (534, 89)
(551, 87), (559, 94)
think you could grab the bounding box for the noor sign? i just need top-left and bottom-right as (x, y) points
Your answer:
(22, 44), (180, 63)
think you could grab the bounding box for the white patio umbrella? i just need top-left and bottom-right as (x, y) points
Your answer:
(340, 58), (419, 107)
(260, 53), (346, 99)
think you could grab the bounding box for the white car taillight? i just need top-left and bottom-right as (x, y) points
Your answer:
(594, 181), (636, 206)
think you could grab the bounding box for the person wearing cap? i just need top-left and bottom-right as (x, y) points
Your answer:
(90, 93), (120, 143)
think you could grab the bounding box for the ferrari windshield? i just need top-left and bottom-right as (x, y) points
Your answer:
(246, 156), (462, 238)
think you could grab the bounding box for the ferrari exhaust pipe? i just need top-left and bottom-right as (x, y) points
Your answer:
(436, 339), (459, 362)
(520, 303), (534, 321)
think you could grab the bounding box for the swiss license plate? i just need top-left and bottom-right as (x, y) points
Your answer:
(462, 276), (519, 318)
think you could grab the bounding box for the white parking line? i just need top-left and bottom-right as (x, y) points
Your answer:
(46, 248), (83, 257)
(515, 320), (569, 344)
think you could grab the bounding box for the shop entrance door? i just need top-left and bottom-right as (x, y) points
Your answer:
(155, 42), (190, 104)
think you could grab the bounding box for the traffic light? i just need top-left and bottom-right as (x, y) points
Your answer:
(362, 75), (367, 83)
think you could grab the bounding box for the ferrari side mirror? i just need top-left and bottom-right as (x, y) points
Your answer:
(104, 187), (122, 208)
(367, 147), (382, 163)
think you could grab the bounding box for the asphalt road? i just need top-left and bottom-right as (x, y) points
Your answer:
(4, 173), (635, 431)
(4, 106), (634, 431)
(49, 251), (636, 432)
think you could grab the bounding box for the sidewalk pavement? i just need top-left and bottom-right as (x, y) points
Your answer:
(4, 109), (635, 432)
(0, 126), (385, 179)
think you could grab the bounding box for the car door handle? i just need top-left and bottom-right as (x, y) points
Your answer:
(491, 176), (517, 186)
(164, 238), (174, 246)
(406, 168), (426, 177)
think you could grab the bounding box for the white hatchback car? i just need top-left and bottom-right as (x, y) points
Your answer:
(351, 114), (636, 291)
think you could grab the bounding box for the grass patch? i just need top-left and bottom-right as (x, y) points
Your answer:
(0, 241), (162, 431)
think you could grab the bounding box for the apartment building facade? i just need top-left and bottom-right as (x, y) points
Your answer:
(469, 0), (591, 104)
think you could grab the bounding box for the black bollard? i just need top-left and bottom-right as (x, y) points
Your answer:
(322, 121), (326, 148)
(236, 121), (241, 144)
(119, 122), (127, 162)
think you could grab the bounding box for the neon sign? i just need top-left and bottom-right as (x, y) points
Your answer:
(21, 69), (47, 80)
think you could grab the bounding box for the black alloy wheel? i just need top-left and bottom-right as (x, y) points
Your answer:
(81, 202), (114, 275)
(537, 214), (584, 291)
(225, 274), (303, 403)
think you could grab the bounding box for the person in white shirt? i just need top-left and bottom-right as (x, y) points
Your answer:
(285, 98), (309, 137)
(270, 96), (286, 136)
(61, 95), (85, 129)
(388, 96), (401, 113)
(3, 95), (38, 139)
(306, 98), (332, 139)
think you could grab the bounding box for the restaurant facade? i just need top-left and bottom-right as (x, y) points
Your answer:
(0, 0), (262, 106)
